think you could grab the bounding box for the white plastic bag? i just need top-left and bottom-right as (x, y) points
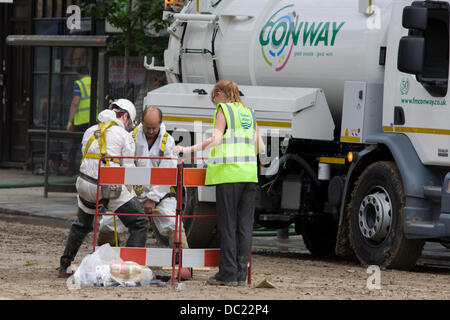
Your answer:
(72, 244), (153, 287)
(73, 244), (120, 286)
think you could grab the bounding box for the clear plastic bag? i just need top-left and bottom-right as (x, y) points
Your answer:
(73, 244), (118, 286)
(73, 244), (153, 287)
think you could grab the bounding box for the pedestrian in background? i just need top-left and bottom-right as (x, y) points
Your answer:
(173, 80), (265, 286)
(66, 66), (95, 175)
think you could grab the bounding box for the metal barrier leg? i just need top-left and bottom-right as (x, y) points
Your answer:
(248, 252), (252, 285)
(113, 215), (119, 247)
(92, 186), (101, 252)
(176, 157), (184, 285)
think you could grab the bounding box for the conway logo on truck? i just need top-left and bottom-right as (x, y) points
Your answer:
(259, 4), (345, 72)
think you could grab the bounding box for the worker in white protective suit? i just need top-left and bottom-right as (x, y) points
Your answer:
(58, 99), (149, 277)
(97, 106), (189, 250)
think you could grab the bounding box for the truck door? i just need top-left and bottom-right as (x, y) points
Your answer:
(384, 0), (450, 166)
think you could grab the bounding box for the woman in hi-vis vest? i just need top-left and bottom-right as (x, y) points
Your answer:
(173, 80), (265, 286)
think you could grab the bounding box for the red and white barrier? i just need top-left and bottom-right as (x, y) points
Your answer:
(109, 247), (173, 267)
(182, 249), (220, 268)
(108, 247), (221, 269)
(98, 166), (177, 186)
(92, 156), (252, 285)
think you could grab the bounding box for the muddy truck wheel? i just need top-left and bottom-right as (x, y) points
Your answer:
(348, 161), (425, 270)
(298, 216), (338, 257)
(149, 186), (193, 246)
(184, 188), (219, 248)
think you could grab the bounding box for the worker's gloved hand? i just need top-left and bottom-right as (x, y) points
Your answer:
(173, 145), (188, 155)
(143, 199), (157, 213)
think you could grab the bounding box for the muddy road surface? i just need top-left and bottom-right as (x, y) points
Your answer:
(0, 214), (449, 300)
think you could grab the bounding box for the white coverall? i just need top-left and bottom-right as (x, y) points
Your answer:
(100, 122), (178, 237)
(76, 110), (136, 215)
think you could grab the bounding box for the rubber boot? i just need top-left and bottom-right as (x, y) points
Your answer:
(168, 228), (189, 249)
(59, 208), (94, 277)
(97, 230), (120, 247)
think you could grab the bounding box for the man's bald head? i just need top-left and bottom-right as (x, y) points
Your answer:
(142, 106), (162, 123)
(141, 106), (162, 140)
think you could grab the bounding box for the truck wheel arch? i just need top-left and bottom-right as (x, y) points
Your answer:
(335, 133), (440, 257)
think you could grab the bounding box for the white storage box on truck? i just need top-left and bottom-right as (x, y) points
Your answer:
(143, 0), (450, 269)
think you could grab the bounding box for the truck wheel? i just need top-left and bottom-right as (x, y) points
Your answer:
(298, 217), (338, 257)
(149, 187), (196, 247)
(349, 161), (425, 270)
(184, 188), (220, 248)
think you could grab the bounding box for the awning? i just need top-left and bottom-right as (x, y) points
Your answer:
(6, 35), (108, 47)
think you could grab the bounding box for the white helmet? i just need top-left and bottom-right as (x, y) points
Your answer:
(110, 99), (136, 122)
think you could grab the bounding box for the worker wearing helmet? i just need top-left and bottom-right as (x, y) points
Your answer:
(96, 105), (192, 279)
(58, 99), (148, 277)
(173, 80), (265, 286)
(98, 106), (189, 248)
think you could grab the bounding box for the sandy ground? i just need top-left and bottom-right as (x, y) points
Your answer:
(0, 215), (450, 301)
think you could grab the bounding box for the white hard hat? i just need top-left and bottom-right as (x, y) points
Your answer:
(110, 99), (136, 122)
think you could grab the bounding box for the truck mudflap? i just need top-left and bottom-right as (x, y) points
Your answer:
(406, 172), (450, 239)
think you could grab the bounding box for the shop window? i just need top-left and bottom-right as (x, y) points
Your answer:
(32, 47), (92, 129)
(35, 0), (44, 18)
(32, 1), (93, 129)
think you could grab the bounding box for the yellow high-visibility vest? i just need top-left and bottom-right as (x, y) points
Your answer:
(74, 76), (91, 126)
(205, 102), (258, 185)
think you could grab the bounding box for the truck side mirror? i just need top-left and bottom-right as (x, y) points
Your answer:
(397, 36), (425, 75)
(402, 6), (428, 31)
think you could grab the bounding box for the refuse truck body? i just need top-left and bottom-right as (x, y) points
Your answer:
(144, 0), (450, 269)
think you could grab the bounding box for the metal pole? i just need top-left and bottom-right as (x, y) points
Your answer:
(90, 48), (99, 126)
(92, 157), (103, 253)
(44, 47), (53, 198)
(98, 49), (106, 112)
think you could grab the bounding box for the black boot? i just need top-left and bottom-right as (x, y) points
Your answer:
(59, 208), (94, 277)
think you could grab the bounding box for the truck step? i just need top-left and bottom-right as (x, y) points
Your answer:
(423, 185), (441, 200)
(259, 214), (292, 222)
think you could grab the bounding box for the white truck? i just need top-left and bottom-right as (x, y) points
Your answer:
(143, 0), (450, 269)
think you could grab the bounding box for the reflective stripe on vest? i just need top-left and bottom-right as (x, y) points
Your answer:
(74, 76), (91, 126)
(205, 102), (258, 185)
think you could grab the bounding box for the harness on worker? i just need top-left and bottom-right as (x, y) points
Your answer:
(132, 126), (175, 198)
(81, 121), (122, 200)
(82, 121), (122, 166)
